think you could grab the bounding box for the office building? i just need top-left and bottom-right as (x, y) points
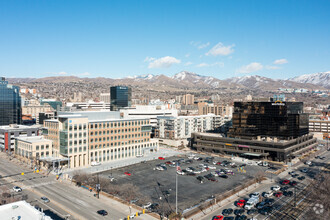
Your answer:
(182, 94), (194, 105)
(40, 99), (62, 111)
(66, 101), (111, 111)
(39, 112), (56, 125)
(229, 101), (309, 139)
(22, 103), (53, 124)
(110, 86), (132, 111)
(0, 77), (22, 125)
(43, 111), (158, 168)
(0, 124), (40, 151)
(191, 101), (317, 162)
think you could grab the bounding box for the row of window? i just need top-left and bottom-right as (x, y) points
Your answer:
(90, 127), (141, 135)
(90, 133), (148, 143)
(68, 124), (87, 131)
(89, 120), (149, 129)
(90, 138), (149, 149)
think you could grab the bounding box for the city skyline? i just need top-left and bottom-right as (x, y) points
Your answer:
(1, 0), (329, 79)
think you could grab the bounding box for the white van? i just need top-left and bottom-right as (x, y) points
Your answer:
(91, 161), (101, 166)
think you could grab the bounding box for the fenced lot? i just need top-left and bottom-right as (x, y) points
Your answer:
(98, 154), (268, 215)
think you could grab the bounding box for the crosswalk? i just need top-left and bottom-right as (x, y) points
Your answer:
(22, 180), (56, 189)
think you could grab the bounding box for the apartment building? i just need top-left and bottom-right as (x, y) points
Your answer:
(43, 111), (158, 169)
(198, 102), (233, 118)
(155, 114), (223, 140)
(182, 94), (194, 105)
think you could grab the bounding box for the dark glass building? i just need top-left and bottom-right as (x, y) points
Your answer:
(228, 101), (309, 139)
(110, 86), (131, 111)
(0, 77), (22, 125)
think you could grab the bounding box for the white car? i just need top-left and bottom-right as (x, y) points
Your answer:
(229, 162), (235, 166)
(188, 154), (195, 159)
(177, 170), (185, 175)
(212, 161), (218, 165)
(250, 192), (260, 198)
(13, 186), (22, 192)
(305, 161), (312, 165)
(211, 171), (219, 177)
(208, 165), (216, 169)
(91, 161), (101, 166)
(272, 185), (281, 191)
(193, 170), (202, 174)
(263, 191), (272, 198)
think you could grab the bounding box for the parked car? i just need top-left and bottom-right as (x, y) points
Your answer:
(212, 215), (224, 220)
(272, 185), (280, 191)
(264, 198), (275, 205)
(281, 179), (290, 185)
(274, 192), (283, 198)
(158, 157), (165, 160)
(197, 176), (204, 183)
(41, 197), (50, 203)
(280, 186), (289, 191)
(124, 172), (131, 176)
(97, 210), (108, 216)
(305, 161), (312, 165)
(290, 181), (298, 186)
(222, 208), (234, 216)
(236, 200), (246, 207)
(219, 174), (228, 179)
(256, 201), (267, 209)
(247, 209), (257, 215)
(301, 168), (308, 173)
(258, 206), (273, 215)
(234, 209), (245, 216)
(283, 191), (293, 197)
(298, 176), (305, 180)
(250, 192), (260, 198)
(208, 165), (217, 169)
(262, 191), (272, 198)
(13, 186), (22, 192)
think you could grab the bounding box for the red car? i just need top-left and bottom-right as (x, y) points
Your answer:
(124, 172), (131, 176)
(216, 162), (222, 165)
(281, 179), (290, 185)
(158, 157), (165, 160)
(236, 199), (245, 207)
(212, 215), (224, 220)
(165, 161), (172, 164)
(275, 192), (283, 198)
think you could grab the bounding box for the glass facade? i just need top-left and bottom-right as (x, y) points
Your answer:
(229, 101), (309, 139)
(110, 86), (131, 111)
(0, 77), (22, 125)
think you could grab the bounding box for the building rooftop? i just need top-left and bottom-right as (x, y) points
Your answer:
(16, 136), (52, 143)
(0, 201), (52, 220)
(0, 124), (40, 131)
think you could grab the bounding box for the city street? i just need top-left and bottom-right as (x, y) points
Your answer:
(0, 153), (157, 220)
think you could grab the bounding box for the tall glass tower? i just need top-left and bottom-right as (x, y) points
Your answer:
(0, 77), (22, 125)
(110, 86), (131, 111)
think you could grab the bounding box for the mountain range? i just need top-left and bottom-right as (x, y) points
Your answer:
(8, 71), (330, 91)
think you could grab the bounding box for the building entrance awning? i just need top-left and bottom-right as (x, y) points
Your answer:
(243, 153), (262, 157)
(39, 157), (69, 163)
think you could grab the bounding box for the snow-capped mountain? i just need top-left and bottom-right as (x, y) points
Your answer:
(225, 75), (323, 90)
(289, 71), (330, 89)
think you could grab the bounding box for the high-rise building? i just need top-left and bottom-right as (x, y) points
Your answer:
(182, 94), (194, 105)
(100, 93), (111, 103)
(229, 101), (309, 139)
(0, 77), (22, 125)
(110, 86), (131, 111)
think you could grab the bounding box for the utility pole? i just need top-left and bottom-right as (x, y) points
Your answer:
(176, 163), (178, 214)
(294, 185), (296, 207)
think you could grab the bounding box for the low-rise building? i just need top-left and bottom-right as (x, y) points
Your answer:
(15, 136), (52, 167)
(0, 124), (40, 151)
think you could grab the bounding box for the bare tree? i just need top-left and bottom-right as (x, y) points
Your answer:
(255, 170), (266, 183)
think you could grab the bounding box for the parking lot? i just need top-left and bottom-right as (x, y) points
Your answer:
(99, 154), (269, 213)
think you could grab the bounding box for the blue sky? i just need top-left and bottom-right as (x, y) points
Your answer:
(0, 0), (329, 79)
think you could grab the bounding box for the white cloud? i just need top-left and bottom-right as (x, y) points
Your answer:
(273, 59), (288, 65)
(197, 63), (209, 67)
(196, 62), (224, 68)
(57, 72), (67, 75)
(147, 56), (181, 69)
(185, 53), (190, 58)
(81, 72), (91, 76)
(144, 56), (155, 62)
(184, 62), (193, 66)
(266, 65), (281, 70)
(237, 62), (263, 73)
(198, 42), (210, 49)
(206, 42), (235, 56)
